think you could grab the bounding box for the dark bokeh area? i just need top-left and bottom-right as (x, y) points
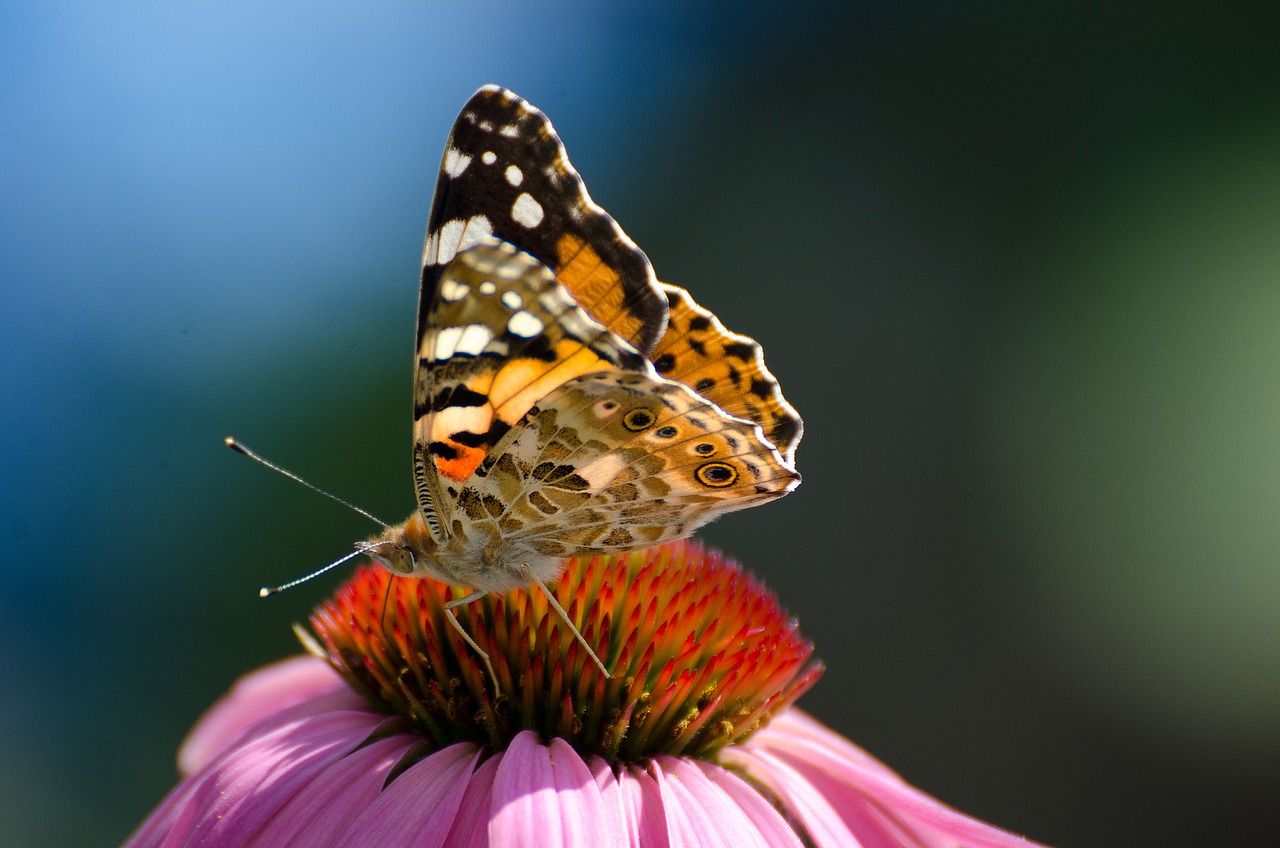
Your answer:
(4, 2), (1279, 846)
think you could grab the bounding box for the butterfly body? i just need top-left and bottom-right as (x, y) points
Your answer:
(369, 511), (560, 596)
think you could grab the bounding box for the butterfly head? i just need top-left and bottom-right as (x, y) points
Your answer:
(364, 513), (440, 579)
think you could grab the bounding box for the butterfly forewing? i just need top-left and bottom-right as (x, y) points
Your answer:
(421, 85), (667, 355)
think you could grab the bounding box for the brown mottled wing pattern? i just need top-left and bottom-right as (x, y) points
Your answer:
(650, 282), (803, 465)
(420, 85), (667, 355)
(458, 371), (800, 561)
(412, 239), (646, 542)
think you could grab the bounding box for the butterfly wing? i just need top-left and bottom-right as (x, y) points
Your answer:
(412, 239), (648, 541)
(651, 282), (803, 466)
(458, 370), (801, 561)
(421, 85), (667, 355)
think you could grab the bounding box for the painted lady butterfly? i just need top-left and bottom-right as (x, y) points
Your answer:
(361, 86), (803, 686)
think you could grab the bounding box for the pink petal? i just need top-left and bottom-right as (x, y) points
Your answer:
(489, 731), (623, 848)
(442, 755), (503, 847)
(751, 709), (901, 779)
(696, 761), (804, 848)
(589, 759), (635, 847)
(618, 764), (670, 848)
(179, 655), (356, 775)
(330, 742), (483, 848)
(126, 708), (385, 848)
(243, 735), (414, 848)
(727, 753), (926, 848)
(651, 756), (792, 848)
(758, 741), (956, 848)
(759, 733), (1045, 848)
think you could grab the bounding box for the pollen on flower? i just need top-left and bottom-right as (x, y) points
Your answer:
(308, 540), (823, 764)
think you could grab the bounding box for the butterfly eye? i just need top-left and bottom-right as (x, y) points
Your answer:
(622, 408), (656, 431)
(694, 442), (716, 456)
(386, 548), (416, 575)
(655, 425), (678, 438)
(695, 461), (739, 488)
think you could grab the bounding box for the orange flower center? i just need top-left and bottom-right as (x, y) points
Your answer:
(308, 540), (823, 763)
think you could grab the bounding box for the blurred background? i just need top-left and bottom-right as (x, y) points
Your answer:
(3, 1), (1279, 845)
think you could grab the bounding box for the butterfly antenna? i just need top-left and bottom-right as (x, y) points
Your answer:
(225, 436), (388, 528)
(259, 542), (391, 598)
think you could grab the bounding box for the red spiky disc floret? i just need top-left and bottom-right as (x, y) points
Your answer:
(309, 540), (823, 764)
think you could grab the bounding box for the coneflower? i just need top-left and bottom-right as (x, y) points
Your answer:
(125, 541), (1048, 847)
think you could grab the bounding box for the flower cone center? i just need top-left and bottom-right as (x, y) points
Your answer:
(309, 540), (822, 763)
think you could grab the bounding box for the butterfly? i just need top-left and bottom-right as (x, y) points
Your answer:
(362, 86), (803, 689)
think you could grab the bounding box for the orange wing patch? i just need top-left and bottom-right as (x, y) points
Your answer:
(415, 240), (648, 486)
(650, 282), (803, 464)
(427, 341), (626, 483)
(488, 340), (619, 427)
(433, 442), (488, 483)
(555, 233), (667, 355)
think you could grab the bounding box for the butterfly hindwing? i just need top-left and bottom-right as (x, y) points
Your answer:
(651, 282), (803, 466)
(420, 85), (668, 356)
(456, 370), (800, 560)
(412, 239), (646, 540)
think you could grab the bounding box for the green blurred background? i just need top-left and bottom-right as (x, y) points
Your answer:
(4, 1), (1279, 845)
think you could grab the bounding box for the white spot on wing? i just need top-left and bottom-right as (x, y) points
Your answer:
(455, 217), (493, 256)
(507, 310), (545, 338)
(481, 151), (497, 165)
(455, 324), (494, 356)
(442, 147), (471, 178)
(505, 165), (523, 186)
(538, 286), (577, 313)
(576, 455), (625, 488)
(557, 310), (593, 337)
(478, 281), (497, 296)
(433, 405), (490, 438)
(511, 193), (544, 228)
(423, 229), (441, 266)
(427, 215), (493, 266)
(501, 291), (523, 310)
(479, 120), (494, 131)
(498, 124), (519, 138)
(432, 326), (464, 360)
(440, 278), (470, 302)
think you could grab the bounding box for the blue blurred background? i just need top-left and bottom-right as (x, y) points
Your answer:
(4, 1), (1280, 845)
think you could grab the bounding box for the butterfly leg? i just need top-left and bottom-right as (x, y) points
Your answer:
(443, 590), (501, 696)
(519, 564), (612, 682)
